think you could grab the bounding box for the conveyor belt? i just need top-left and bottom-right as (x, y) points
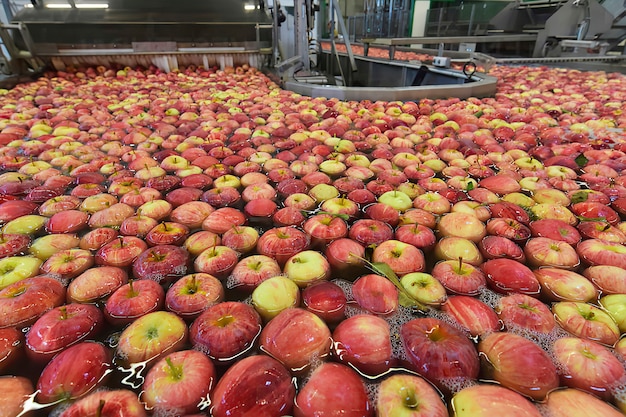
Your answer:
(495, 54), (626, 64)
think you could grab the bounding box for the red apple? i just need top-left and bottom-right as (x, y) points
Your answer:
(552, 336), (625, 400)
(79, 227), (119, 251)
(142, 349), (216, 415)
(190, 301), (262, 363)
(58, 389), (147, 417)
(170, 201), (214, 229)
(401, 317), (480, 390)
(222, 225), (259, 254)
(210, 354), (295, 417)
(95, 236), (148, 268)
(0, 376), (35, 417)
(260, 307), (332, 373)
(302, 280), (347, 323)
(523, 237), (579, 269)
(201, 207), (246, 234)
(0, 327), (23, 373)
(26, 303), (104, 362)
(165, 273), (224, 321)
(303, 213), (348, 247)
(451, 384), (542, 417)
(36, 341), (111, 403)
(145, 221), (190, 246)
(352, 274), (399, 315)
(533, 267), (598, 302)
(544, 388), (624, 417)
(431, 259), (487, 296)
(394, 224), (437, 250)
(104, 279), (165, 326)
(40, 248), (94, 281)
(294, 362), (372, 417)
(496, 293), (556, 334)
(0, 275), (66, 329)
(583, 265), (626, 294)
(348, 219), (394, 246)
(478, 235), (526, 262)
(481, 258), (541, 296)
(132, 244), (190, 284)
(372, 240), (425, 276)
(332, 314), (394, 376)
(479, 332), (559, 400)
(257, 226), (311, 265)
(0, 233), (30, 259)
(442, 295), (501, 336)
(67, 266), (128, 304)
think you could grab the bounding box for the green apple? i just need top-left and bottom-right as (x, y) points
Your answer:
(400, 272), (447, 307)
(2, 215), (47, 235)
(599, 294), (626, 332)
(308, 184), (340, 203)
(213, 174), (241, 189)
(284, 250), (331, 288)
(378, 190), (413, 212)
(251, 276), (300, 321)
(29, 234), (81, 260)
(116, 311), (188, 365)
(0, 256), (43, 289)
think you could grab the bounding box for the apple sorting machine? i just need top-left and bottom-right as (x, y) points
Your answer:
(0, 0), (502, 100)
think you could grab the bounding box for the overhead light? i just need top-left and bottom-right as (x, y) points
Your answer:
(244, 4), (258, 10)
(76, 3), (109, 8)
(45, 3), (73, 8)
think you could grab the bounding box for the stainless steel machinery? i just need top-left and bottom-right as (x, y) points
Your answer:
(1, 0), (275, 73)
(489, 0), (626, 57)
(0, 0), (498, 100)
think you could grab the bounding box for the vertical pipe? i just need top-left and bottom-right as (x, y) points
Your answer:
(468, 3), (475, 36)
(437, 7), (443, 37)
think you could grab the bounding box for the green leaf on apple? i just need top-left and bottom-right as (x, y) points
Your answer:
(521, 205), (538, 221)
(465, 181), (475, 191)
(575, 153), (588, 168)
(356, 256), (427, 311)
(570, 191), (588, 204)
(576, 215), (608, 223)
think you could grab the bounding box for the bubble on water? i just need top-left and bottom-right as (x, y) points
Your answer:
(225, 274), (239, 290)
(344, 304), (362, 318)
(173, 264), (188, 276)
(608, 378), (626, 399)
(151, 406), (186, 417)
(332, 279), (353, 301)
(242, 294), (253, 306)
(193, 343), (211, 357)
(47, 272), (69, 287)
(365, 380), (380, 406)
(146, 273), (166, 283)
(477, 287), (502, 308)
(440, 377), (475, 395)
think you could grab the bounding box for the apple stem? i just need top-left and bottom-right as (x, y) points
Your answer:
(165, 357), (183, 381)
(59, 306), (67, 320)
(119, 236), (125, 248)
(189, 275), (197, 294)
(161, 221), (168, 232)
(128, 280), (137, 297)
(96, 400), (105, 417)
(458, 256), (463, 271)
